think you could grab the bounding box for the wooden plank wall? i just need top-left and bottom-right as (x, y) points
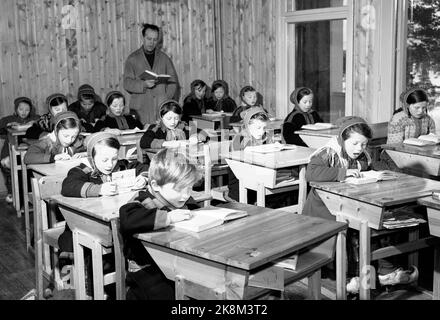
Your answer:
(0, 0), (217, 118)
(219, 0), (277, 116)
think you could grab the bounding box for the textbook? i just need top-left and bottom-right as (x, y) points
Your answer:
(112, 169), (136, 193)
(273, 253), (299, 271)
(55, 157), (90, 168)
(301, 122), (336, 131)
(245, 143), (297, 154)
(345, 170), (399, 185)
(139, 70), (171, 81)
(9, 123), (33, 131)
(202, 111), (233, 117)
(403, 134), (440, 146)
(119, 128), (147, 135)
(172, 207), (248, 233)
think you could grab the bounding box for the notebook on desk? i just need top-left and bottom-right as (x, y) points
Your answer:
(301, 123), (336, 131)
(119, 128), (147, 135)
(344, 170), (399, 185)
(172, 207), (248, 233)
(245, 143), (296, 154)
(403, 134), (440, 146)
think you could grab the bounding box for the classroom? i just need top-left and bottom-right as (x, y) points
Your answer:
(1, 0), (440, 303)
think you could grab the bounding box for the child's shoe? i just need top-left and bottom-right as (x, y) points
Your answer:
(378, 266), (419, 286)
(5, 194), (13, 204)
(346, 276), (360, 294)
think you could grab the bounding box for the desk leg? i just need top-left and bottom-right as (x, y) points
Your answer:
(72, 230), (87, 300)
(359, 220), (371, 300)
(308, 270), (321, 300)
(256, 183), (265, 207)
(336, 215), (347, 300)
(297, 165), (307, 215)
(9, 144), (21, 217)
(408, 228), (419, 280)
(434, 246), (440, 300)
(239, 183), (247, 204)
(21, 153), (31, 251)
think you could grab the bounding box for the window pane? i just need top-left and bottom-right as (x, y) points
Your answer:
(407, 0), (440, 101)
(288, 0), (347, 12)
(294, 20), (347, 122)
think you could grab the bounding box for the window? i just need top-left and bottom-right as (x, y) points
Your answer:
(405, 0), (440, 102)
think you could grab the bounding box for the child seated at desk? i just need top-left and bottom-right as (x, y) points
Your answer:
(68, 84), (107, 133)
(303, 116), (418, 295)
(25, 93), (68, 140)
(206, 80), (237, 113)
(229, 85), (266, 124)
(0, 96), (39, 203)
(282, 87), (323, 146)
(119, 148), (201, 300)
(182, 79), (209, 124)
(94, 91), (144, 134)
(140, 100), (189, 149)
(24, 111), (86, 164)
(58, 132), (150, 296)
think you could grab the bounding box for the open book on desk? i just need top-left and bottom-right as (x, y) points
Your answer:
(119, 128), (147, 135)
(202, 111), (233, 117)
(404, 134), (440, 146)
(301, 123), (336, 131)
(172, 207), (248, 233)
(55, 156), (90, 168)
(345, 170), (399, 185)
(139, 70), (171, 82)
(245, 143), (297, 154)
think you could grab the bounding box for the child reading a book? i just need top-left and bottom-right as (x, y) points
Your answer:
(25, 93), (68, 140)
(0, 96), (39, 203)
(68, 84), (107, 133)
(282, 87), (323, 146)
(24, 111), (86, 164)
(119, 148), (202, 299)
(229, 86), (266, 124)
(206, 80), (237, 113)
(303, 116), (418, 294)
(94, 91), (144, 133)
(140, 100), (189, 149)
(182, 80), (209, 124)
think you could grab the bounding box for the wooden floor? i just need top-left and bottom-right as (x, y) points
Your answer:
(0, 197), (435, 300)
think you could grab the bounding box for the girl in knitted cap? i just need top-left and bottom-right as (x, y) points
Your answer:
(25, 93), (68, 140)
(94, 91), (144, 134)
(24, 111), (86, 164)
(282, 87), (323, 146)
(206, 80), (237, 113)
(0, 96), (39, 203)
(230, 85), (266, 124)
(182, 79), (209, 124)
(140, 99), (189, 150)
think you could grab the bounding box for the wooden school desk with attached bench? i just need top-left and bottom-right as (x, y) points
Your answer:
(312, 172), (440, 300)
(136, 202), (347, 300)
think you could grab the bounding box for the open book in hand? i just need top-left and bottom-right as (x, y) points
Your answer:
(111, 169), (136, 193)
(301, 123), (336, 131)
(139, 70), (171, 82)
(245, 143), (297, 154)
(404, 134), (440, 146)
(345, 170), (399, 185)
(172, 207), (248, 233)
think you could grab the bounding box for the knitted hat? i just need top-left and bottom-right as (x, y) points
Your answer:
(159, 99), (181, 113)
(290, 87), (313, 106)
(239, 86), (256, 100)
(14, 96), (33, 111)
(77, 84), (96, 100)
(399, 87), (429, 116)
(51, 110), (79, 128)
(105, 90), (125, 107)
(46, 93), (67, 109)
(84, 132), (118, 169)
(335, 116), (370, 145)
(241, 107), (268, 129)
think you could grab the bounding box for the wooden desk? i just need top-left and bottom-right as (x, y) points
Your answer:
(417, 196), (440, 300)
(136, 202), (347, 300)
(224, 146), (315, 213)
(52, 191), (137, 300)
(295, 122), (388, 149)
(191, 113), (232, 131)
(7, 128), (28, 216)
(312, 173), (440, 300)
(382, 143), (440, 176)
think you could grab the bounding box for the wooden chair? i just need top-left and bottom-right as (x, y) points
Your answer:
(32, 175), (68, 300)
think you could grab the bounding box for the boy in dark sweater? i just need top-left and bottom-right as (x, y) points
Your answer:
(119, 148), (202, 300)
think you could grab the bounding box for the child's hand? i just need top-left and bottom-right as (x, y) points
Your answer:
(104, 128), (122, 135)
(54, 153), (72, 161)
(169, 209), (192, 223)
(132, 175), (148, 190)
(99, 182), (118, 196)
(346, 169), (361, 178)
(144, 80), (157, 88)
(188, 136), (199, 145)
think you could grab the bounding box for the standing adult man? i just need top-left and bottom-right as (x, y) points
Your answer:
(124, 23), (180, 125)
